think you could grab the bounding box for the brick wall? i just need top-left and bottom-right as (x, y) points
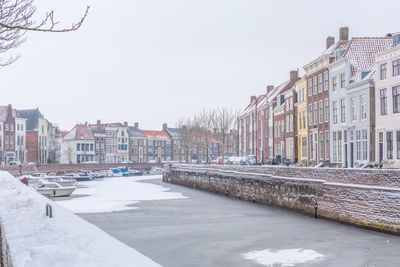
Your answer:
(164, 164), (400, 234)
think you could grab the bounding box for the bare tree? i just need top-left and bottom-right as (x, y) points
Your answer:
(176, 117), (194, 163)
(63, 143), (74, 164)
(0, 0), (90, 65)
(213, 107), (237, 165)
(196, 109), (214, 163)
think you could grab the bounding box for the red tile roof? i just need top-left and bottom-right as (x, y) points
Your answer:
(142, 130), (171, 141)
(344, 37), (392, 74)
(64, 124), (94, 140)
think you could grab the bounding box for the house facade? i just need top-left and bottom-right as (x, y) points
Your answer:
(61, 124), (95, 164)
(128, 123), (148, 163)
(142, 130), (171, 163)
(117, 122), (129, 162)
(374, 34), (400, 168)
(296, 78), (308, 165)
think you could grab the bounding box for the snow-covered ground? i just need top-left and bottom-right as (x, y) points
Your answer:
(0, 171), (162, 267)
(57, 175), (186, 213)
(243, 248), (325, 266)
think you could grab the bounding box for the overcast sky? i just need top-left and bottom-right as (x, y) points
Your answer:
(2, 0), (400, 131)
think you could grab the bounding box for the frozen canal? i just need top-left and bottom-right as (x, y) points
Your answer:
(65, 176), (400, 267)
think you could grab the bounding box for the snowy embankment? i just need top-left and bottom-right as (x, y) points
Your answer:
(0, 171), (161, 267)
(57, 175), (187, 213)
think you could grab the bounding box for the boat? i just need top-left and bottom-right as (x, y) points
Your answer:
(36, 182), (76, 197)
(63, 172), (93, 181)
(129, 169), (143, 176)
(42, 176), (76, 187)
(149, 166), (164, 175)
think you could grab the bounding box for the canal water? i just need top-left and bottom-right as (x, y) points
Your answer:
(79, 178), (400, 267)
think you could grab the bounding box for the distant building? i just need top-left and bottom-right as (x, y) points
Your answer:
(90, 121), (107, 163)
(61, 124), (95, 164)
(17, 108), (49, 164)
(163, 123), (184, 162)
(128, 122), (148, 163)
(142, 130), (171, 163)
(117, 122), (129, 163)
(296, 77), (308, 165)
(0, 105), (20, 164)
(48, 122), (62, 164)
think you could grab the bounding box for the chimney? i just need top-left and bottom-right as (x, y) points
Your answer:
(162, 123), (167, 131)
(96, 119), (101, 128)
(339, 27), (349, 41)
(123, 121), (128, 127)
(326, 36), (335, 49)
(250, 95), (256, 103)
(134, 122), (139, 128)
(266, 85), (274, 94)
(290, 70), (298, 81)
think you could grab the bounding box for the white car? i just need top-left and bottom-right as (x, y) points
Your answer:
(8, 161), (21, 166)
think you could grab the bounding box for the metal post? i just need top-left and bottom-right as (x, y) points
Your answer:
(255, 98), (258, 165)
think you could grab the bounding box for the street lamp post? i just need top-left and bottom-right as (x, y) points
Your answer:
(255, 97), (258, 165)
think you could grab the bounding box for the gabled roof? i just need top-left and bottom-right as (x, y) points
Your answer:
(142, 130), (171, 141)
(88, 122), (123, 128)
(127, 126), (147, 138)
(17, 108), (44, 131)
(64, 124), (94, 140)
(0, 106), (9, 121)
(344, 37), (392, 75)
(165, 127), (180, 138)
(90, 127), (106, 135)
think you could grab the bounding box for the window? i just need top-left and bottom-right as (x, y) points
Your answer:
(313, 77), (317, 95)
(314, 102), (318, 124)
(380, 63), (387, 80)
(360, 94), (366, 119)
(10, 136), (13, 149)
(310, 134), (314, 160)
(340, 98), (346, 123)
(350, 97), (356, 121)
(324, 98), (329, 122)
(393, 86), (400, 113)
(309, 103), (313, 126)
(320, 132), (324, 160)
(318, 74), (323, 92)
(302, 137), (307, 158)
(356, 130), (361, 160)
(338, 131), (342, 162)
(340, 73), (345, 88)
(393, 59), (400, 76)
(333, 101), (338, 124)
(324, 71), (328, 90)
(298, 113), (302, 130)
(308, 79), (312, 96)
(387, 131), (393, 159)
(362, 129), (368, 161)
(332, 77), (337, 91)
(302, 88), (305, 102)
(325, 131), (329, 160)
(397, 131), (400, 159)
(380, 89), (387, 115)
(90, 144), (94, 151)
(77, 143), (80, 151)
(303, 111), (306, 129)
(319, 100), (323, 123)
(333, 132), (337, 162)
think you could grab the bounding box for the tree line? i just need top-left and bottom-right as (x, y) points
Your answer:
(176, 107), (239, 164)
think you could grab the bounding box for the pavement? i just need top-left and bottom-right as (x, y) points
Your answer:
(78, 177), (400, 267)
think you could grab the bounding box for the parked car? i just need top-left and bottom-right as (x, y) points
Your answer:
(245, 155), (262, 166)
(314, 160), (330, 168)
(8, 161), (21, 166)
(227, 156), (245, 165)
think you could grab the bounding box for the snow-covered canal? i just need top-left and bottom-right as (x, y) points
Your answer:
(58, 176), (400, 267)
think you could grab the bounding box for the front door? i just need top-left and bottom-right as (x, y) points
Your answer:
(344, 144), (348, 168)
(379, 143), (383, 162)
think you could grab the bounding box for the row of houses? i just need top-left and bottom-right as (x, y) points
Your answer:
(0, 105), (234, 165)
(60, 121), (226, 164)
(239, 27), (400, 168)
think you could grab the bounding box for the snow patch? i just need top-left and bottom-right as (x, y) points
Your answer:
(57, 175), (186, 213)
(0, 171), (161, 267)
(243, 248), (325, 266)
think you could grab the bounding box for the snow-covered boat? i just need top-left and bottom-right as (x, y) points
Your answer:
(43, 176), (76, 187)
(149, 166), (163, 175)
(36, 182), (76, 197)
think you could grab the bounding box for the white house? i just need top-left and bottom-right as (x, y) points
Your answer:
(61, 124), (95, 164)
(374, 33), (400, 168)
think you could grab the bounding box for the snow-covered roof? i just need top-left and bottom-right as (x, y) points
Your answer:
(127, 126), (147, 138)
(344, 37), (392, 75)
(17, 108), (44, 131)
(142, 130), (171, 141)
(64, 124), (94, 140)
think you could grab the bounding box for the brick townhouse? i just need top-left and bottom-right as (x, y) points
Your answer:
(0, 105), (17, 164)
(142, 130), (172, 163)
(89, 121), (121, 163)
(128, 122), (148, 163)
(90, 121), (107, 163)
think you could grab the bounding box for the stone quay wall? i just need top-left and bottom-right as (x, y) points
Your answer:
(163, 164), (400, 234)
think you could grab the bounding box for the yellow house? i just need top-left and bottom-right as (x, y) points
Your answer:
(296, 77), (308, 165)
(117, 122), (130, 162)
